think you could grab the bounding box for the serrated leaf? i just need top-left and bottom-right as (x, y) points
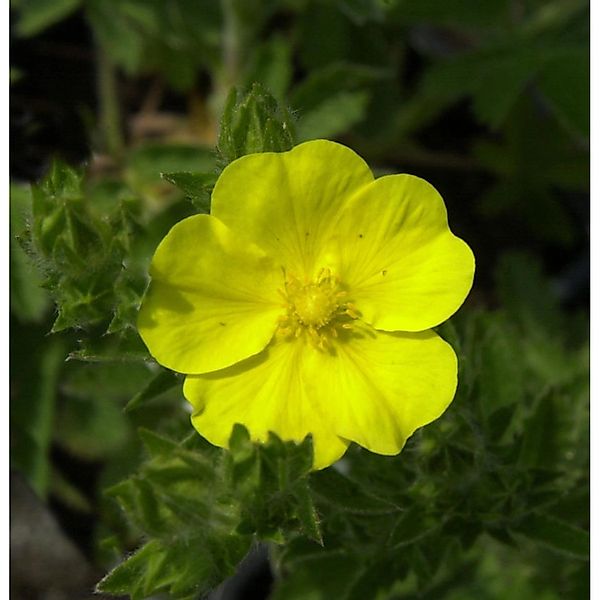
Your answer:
(139, 430), (215, 478)
(99, 517), (250, 599)
(67, 330), (150, 363)
(161, 171), (218, 213)
(125, 143), (217, 206)
(96, 540), (162, 596)
(292, 482), (322, 544)
(217, 83), (296, 164)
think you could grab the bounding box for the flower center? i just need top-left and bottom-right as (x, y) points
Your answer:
(292, 283), (338, 327)
(278, 268), (359, 350)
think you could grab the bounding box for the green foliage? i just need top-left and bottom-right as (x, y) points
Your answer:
(390, 0), (588, 135)
(161, 172), (217, 214)
(291, 62), (391, 141)
(86, 0), (222, 91)
(124, 143), (217, 207)
(97, 426), (317, 599)
(13, 0), (82, 37)
(10, 335), (67, 497)
(473, 96), (588, 246)
(25, 161), (139, 335)
(218, 83), (297, 164)
(11, 184), (51, 323)
(124, 368), (181, 413)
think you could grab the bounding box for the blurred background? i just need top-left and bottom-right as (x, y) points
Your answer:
(10, 1), (589, 599)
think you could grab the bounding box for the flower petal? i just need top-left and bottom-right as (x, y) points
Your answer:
(302, 323), (458, 455)
(138, 214), (283, 374)
(211, 139), (374, 278)
(327, 175), (475, 331)
(184, 338), (349, 470)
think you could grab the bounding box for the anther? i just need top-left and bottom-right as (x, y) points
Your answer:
(277, 267), (360, 350)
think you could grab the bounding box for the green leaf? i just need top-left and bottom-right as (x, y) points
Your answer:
(243, 35), (293, 100)
(161, 171), (218, 213)
(87, 0), (222, 84)
(125, 368), (181, 412)
(415, 43), (539, 130)
(54, 390), (130, 461)
(291, 62), (388, 139)
(388, 506), (437, 548)
(67, 330), (150, 363)
(476, 314), (525, 417)
(538, 46), (589, 138)
(292, 62), (390, 111)
(518, 396), (559, 469)
(10, 183), (51, 323)
(511, 512), (589, 559)
(495, 252), (564, 336)
(296, 90), (370, 141)
(227, 426), (321, 543)
(271, 551), (362, 600)
(15, 0), (82, 37)
(125, 143), (217, 205)
(292, 481), (323, 544)
(311, 468), (399, 515)
(26, 160), (140, 334)
(229, 423), (255, 463)
(86, 0), (145, 74)
(99, 428), (254, 599)
(10, 337), (67, 497)
(96, 540), (163, 596)
(50, 466), (93, 513)
(217, 83), (296, 164)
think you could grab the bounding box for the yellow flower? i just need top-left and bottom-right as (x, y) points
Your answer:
(138, 140), (475, 469)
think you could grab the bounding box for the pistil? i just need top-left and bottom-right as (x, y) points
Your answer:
(278, 268), (359, 349)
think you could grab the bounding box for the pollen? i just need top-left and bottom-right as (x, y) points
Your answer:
(278, 268), (359, 349)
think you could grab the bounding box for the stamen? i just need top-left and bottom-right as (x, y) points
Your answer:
(277, 267), (359, 350)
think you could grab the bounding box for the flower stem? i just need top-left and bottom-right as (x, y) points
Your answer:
(96, 41), (124, 159)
